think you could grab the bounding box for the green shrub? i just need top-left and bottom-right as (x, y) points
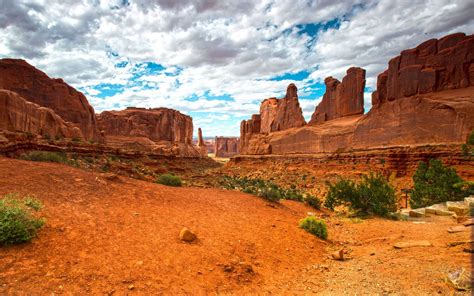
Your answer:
(305, 195), (321, 210)
(20, 151), (68, 163)
(324, 172), (397, 217)
(410, 159), (469, 208)
(220, 176), (318, 204)
(0, 194), (45, 245)
(299, 217), (327, 240)
(156, 174), (182, 187)
(468, 129), (474, 145)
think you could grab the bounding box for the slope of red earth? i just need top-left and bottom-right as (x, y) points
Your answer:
(0, 157), (471, 295)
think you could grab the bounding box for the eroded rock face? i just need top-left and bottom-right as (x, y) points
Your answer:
(240, 114), (262, 154)
(197, 128), (207, 156)
(98, 107), (193, 144)
(372, 33), (474, 107)
(240, 33), (474, 155)
(215, 137), (240, 157)
(309, 67), (365, 124)
(0, 89), (82, 138)
(259, 83), (306, 133)
(0, 59), (101, 141)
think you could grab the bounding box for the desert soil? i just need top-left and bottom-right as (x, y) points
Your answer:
(0, 157), (471, 295)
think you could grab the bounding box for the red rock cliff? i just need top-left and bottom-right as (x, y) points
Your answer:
(309, 67), (365, 124)
(0, 59), (101, 141)
(97, 107), (194, 144)
(240, 33), (474, 155)
(372, 32), (474, 107)
(0, 89), (82, 139)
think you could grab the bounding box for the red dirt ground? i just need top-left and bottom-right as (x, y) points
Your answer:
(0, 157), (471, 295)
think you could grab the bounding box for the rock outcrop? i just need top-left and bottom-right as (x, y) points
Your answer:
(98, 107), (193, 144)
(0, 89), (82, 139)
(197, 128), (207, 156)
(215, 137), (240, 157)
(97, 107), (201, 156)
(259, 83), (306, 133)
(240, 33), (474, 155)
(0, 59), (101, 141)
(309, 67), (365, 124)
(372, 33), (474, 107)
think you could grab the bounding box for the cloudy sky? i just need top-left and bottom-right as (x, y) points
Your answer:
(1, 0), (473, 137)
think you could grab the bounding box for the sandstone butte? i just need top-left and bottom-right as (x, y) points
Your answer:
(240, 32), (474, 155)
(0, 59), (101, 142)
(214, 137), (240, 158)
(97, 107), (202, 157)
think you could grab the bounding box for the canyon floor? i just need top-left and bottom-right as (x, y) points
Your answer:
(0, 157), (471, 295)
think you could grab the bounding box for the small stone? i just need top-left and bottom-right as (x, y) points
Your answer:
(331, 249), (345, 261)
(463, 218), (474, 226)
(447, 268), (472, 291)
(409, 209), (425, 218)
(448, 226), (469, 233)
(394, 240), (432, 249)
(128, 284), (135, 290)
(223, 265), (233, 272)
(179, 227), (197, 242)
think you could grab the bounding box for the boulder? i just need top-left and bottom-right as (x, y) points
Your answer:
(0, 59), (101, 141)
(179, 227), (197, 242)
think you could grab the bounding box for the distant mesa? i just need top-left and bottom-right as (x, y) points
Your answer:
(215, 137), (240, 158)
(240, 32), (474, 155)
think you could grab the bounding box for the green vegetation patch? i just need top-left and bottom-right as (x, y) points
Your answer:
(0, 194), (45, 245)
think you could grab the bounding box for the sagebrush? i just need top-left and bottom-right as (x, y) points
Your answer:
(0, 194), (45, 245)
(156, 174), (182, 187)
(324, 172), (397, 217)
(299, 217), (328, 240)
(410, 159), (472, 208)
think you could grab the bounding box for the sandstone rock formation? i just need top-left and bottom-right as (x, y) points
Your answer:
(240, 33), (474, 155)
(309, 67), (365, 124)
(259, 83), (306, 133)
(215, 137), (240, 157)
(0, 89), (82, 139)
(97, 107), (201, 156)
(0, 59), (101, 141)
(240, 83), (305, 154)
(98, 107), (193, 144)
(372, 33), (474, 107)
(197, 128), (207, 156)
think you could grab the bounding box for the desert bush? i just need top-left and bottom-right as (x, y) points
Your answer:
(20, 151), (69, 164)
(0, 194), (45, 245)
(299, 217), (327, 240)
(305, 195), (321, 210)
(468, 129), (474, 145)
(324, 172), (397, 217)
(410, 159), (470, 208)
(156, 174), (182, 187)
(220, 176), (320, 204)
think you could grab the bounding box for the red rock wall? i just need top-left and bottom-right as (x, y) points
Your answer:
(309, 67), (365, 124)
(240, 33), (474, 156)
(97, 107), (194, 144)
(214, 137), (240, 157)
(0, 59), (101, 141)
(372, 33), (474, 107)
(0, 89), (82, 139)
